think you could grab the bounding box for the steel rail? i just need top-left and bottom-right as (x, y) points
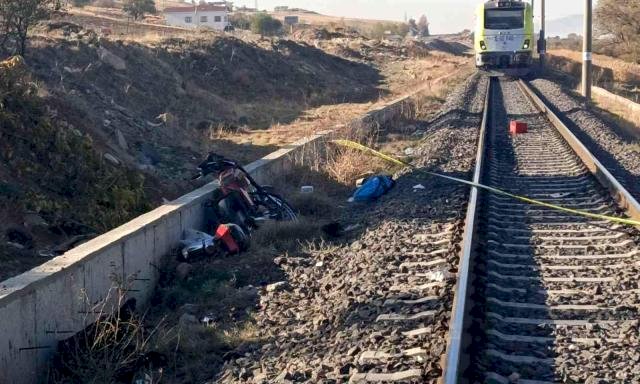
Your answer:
(441, 77), (493, 384)
(517, 79), (640, 223)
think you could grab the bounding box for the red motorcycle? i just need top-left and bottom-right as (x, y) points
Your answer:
(178, 153), (297, 261)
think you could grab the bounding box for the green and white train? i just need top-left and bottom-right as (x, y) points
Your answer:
(475, 0), (534, 73)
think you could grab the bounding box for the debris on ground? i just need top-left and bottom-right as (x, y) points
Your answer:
(349, 174), (395, 202)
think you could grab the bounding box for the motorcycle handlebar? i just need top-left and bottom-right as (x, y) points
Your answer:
(195, 153), (263, 190)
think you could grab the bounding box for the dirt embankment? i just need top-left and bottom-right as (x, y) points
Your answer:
(290, 26), (471, 65)
(547, 49), (640, 101)
(30, 23), (382, 172)
(0, 22), (384, 280)
(0, 57), (150, 281)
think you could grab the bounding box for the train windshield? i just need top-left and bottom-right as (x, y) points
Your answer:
(485, 9), (524, 30)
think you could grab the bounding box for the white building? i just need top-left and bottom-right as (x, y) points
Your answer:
(163, 4), (230, 30)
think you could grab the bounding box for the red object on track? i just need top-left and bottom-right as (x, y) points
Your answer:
(215, 224), (240, 254)
(510, 121), (528, 134)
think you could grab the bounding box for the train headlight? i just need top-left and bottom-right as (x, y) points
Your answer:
(480, 41), (487, 50)
(523, 40), (530, 50)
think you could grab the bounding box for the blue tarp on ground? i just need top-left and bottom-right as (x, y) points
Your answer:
(351, 175), (395, 202)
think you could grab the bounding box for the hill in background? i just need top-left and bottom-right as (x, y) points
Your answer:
(538, 14), (583, 38)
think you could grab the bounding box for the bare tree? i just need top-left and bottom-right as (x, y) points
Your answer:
(0, 0), (54, 56)
(595, 0), (640, 61)
(417, 15), (430, 37)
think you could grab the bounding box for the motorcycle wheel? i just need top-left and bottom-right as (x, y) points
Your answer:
(260, 192), (298, 222)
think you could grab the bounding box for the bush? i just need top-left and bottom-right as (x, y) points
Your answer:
(368, 21), (410, 40)
(0, 0), (54, 55)
(230, 12), (251, 30)
(123, 0), (156, 21)
(250, 13), (282, 37)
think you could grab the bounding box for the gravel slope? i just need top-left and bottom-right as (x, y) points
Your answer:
(214, 73), (488, 384)
(529, 78), (640, 199)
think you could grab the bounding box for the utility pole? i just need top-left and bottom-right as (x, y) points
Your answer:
(539, 0), (546, 67)
(582, 0), (593, 100)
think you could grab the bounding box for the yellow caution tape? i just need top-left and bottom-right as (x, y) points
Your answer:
(332, 139), (640, 227)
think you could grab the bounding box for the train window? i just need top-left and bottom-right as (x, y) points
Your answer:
(485, 9), (524, 30)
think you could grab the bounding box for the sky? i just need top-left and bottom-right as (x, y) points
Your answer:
(232, 0), (596, 34)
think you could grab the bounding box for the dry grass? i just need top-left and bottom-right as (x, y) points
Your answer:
(48, 285), (165, 384)
(251, 218), (322, 252)
(380, 53), (472, 97)
(549, 49), (640, 85)
(126, 169), (351, 383)
(325, 148), (388, 185)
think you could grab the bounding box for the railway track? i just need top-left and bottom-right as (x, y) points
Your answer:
(445, 77), (640, 383)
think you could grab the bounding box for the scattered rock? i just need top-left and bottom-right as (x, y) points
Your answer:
(63, 66), (82, 74)
(115, 129), (128, 150)
(97, 47), (126, 71)
(508, 372), (521, 383)
(347, 346), (361, 356)
(104, 153), (120, 166)
(23, 214), (48, 229)
(274, 370), (291, 383)
(5, 227), (33, 248)
(266, 281), (288, 293)
(6, 241), (25, 250)
(404, 147), (416, 156)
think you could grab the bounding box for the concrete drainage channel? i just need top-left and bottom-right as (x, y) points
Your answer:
(0, 86), (428, 383)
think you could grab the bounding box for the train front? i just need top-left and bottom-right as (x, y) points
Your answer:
(475, 0), (533, 72)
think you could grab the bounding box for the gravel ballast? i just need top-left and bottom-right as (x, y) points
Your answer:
(529, 78), (640, 199)
(214, 73), (488, 384)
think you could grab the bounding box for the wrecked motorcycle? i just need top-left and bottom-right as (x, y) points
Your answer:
(178, 153), (297, 261)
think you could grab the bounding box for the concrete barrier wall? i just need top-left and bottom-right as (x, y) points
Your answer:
(345, 86), (428, 137)
(0, 132), (328, 384)
(0, 82), (431, 383)
(593, 86), (640, 126)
